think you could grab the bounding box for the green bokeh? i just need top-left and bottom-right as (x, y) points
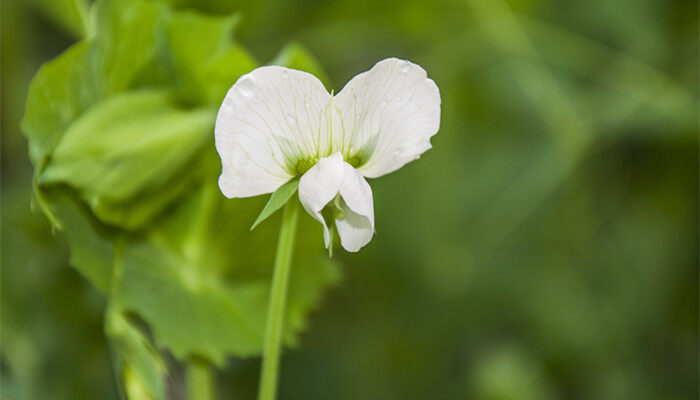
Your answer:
(2, 0), (697, 399)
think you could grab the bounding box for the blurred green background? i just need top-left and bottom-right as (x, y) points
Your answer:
(2, 0), (697, 399)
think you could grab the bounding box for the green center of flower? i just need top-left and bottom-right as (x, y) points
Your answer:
(282, 130), (379, 176)
(287, 152), (366, 176)
(321, 194), (345, 226)
(289, 156), (320, 175)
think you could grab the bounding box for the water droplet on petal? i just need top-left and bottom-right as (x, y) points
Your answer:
(380, 100), (388, 107)
(400, 62), (411, 73)
(237, 77), (255, 97)
(395, 96), (401, 101)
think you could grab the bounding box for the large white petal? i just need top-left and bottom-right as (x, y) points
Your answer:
(215, 66), (332, 198)
(298, 153), (345, 247)
(334, 57), (441, 178)
(335, 164), (374, 252)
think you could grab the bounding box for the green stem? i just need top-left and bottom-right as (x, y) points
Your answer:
(258, 199), (299, 400)
(187, 357), (215, 400)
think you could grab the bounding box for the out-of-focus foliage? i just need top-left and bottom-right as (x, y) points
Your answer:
(23, 0), (89, 38)
(2, 0), (697, 399)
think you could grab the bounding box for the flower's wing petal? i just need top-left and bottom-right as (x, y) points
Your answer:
(334, 58), (441, 178)
(336, 163), (374, 252)
(298, 153), (345, 247)
(216, 66), (331, 198)
(335, 205), (373, 252)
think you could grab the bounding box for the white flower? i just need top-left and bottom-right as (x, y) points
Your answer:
(215, 57), (441, 252)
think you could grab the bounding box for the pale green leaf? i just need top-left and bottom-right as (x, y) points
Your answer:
(251, 178), (300, 230)
(21, 0), (168, 166)
(21, 41), (97, 226)
(20, 0), (248, 170)
(22, 41), (96, 166)
(40, 90), (215, 229)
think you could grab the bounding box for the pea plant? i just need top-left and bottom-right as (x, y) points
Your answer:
(23, 0), (440, 399)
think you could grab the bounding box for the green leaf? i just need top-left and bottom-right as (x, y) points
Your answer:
(112, 183), (340, 365)
(21, 0), (168, 167)
(22, 1), (225, 229)
(48, 191), (115, 293)
(161, 10), (257, 105)
(21, 40), (98, 228)
(21, 0), (339, 368)
(251, 178), (300, 230)
(270, 42), (330, 86)
(92, 0), (169, 95)
(89, 166), (204, 231)
(40, 90), (215, 229)
(22, 41), (96, 167)
(106, 306), (167, 400)
(25, 0), (89, 38)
